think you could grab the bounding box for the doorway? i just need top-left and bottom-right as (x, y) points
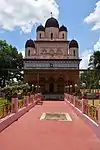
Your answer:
(49, 83), (54, 93)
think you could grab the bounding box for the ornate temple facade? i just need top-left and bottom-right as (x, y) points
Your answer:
(23, 17), (81, 95)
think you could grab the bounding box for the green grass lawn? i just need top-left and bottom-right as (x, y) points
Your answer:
(88, 99), (100, 108)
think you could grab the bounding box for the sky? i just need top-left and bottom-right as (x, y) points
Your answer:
(0, 0), (100, 69)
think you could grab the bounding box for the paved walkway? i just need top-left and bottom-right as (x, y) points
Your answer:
(0, 101), (100, 150)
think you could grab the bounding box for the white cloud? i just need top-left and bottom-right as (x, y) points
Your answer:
(84, 1), (100, 30)
(94, 38), (100, 50)
(81, 1), (100, 69)
(80, 38), (100, 69)
(0, 0), (59, 33)
(80, 49), (93, 69)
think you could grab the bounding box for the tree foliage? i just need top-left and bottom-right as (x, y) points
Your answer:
(0, 40), (23, 87)
(80, 70), (100, 89)
(80, 51), (100, 89)
(89, 51), (100, 69)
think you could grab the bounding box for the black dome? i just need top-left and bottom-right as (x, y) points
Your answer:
(69, 40), (79, 48)
(45, 17), (59, 28)
(59, 25), (67, 32)
(25, 39), (35, 48)
(36, 25), (45, 32)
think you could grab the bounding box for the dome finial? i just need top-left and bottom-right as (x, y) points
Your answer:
(50, 12), (53, 17)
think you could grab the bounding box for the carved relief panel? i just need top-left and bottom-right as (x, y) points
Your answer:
(37, 42), (68, 59)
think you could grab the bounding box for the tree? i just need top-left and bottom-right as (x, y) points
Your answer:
(80, 51), (100, 89)
(0, 40), (23, 87)
(89, 51), (100, 69)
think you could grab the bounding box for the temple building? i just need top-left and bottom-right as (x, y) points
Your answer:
(23, 16), (81, 98)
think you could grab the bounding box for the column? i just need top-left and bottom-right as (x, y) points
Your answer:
(98, 105), (100, 126)
(37, 72), (39, 92)
(45, 76), (49, 93)
(45, 83), (49, 93)
(54, 83), (57, 93)
(11, 98), (18, 113)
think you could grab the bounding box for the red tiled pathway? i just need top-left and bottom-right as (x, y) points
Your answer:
(0, 101), (100, 150)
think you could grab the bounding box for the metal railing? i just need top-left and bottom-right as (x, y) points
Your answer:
(85, 104), (98, 123)
(0, 103), (12, 119)
(18, 100), (23, 109)
(75, 98), (82, 111)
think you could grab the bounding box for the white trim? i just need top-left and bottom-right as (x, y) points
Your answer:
(83, 114), (99, 127)
(74, 106), (82, 114)
(65, 113), (72, 121)
(40, 113), (46, 120)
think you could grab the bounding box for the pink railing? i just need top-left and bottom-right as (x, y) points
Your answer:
(64, 93), (100, 124)
(0, 93), (43, 120)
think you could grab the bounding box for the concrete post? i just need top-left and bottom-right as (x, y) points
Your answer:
(23, 96), (28, 107)
(30, 94), (34, 103)
(11, 98), (18, 113)
(34, 94), (37, 103)
(98, 105), (100, 126)
(82, 97), (88, 114)
(73, 96), (76, 106)
(27, 96), (29, 105)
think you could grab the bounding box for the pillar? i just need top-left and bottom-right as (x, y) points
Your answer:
(30, 94), (34, 103)
(54, 83), (57, 93)
(23, 96), (28, 107)
(45, 83), (49, 93)
(11, 98), (18, 113)
(73, 96), (76, 106)
(37, 72), (39, 92)
(82, 96), (88, 114)
(98, 105), (100, 126)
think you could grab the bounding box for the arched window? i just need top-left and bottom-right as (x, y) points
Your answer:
(28, 49), (30, 56)
(73, 50), (75, 56)
(62, 33), (64, 39)
(51, 33), (53, 39)
(39, 33), (41, 39)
